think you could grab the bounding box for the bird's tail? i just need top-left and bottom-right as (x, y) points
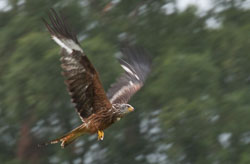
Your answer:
(38, 124), (86, 148)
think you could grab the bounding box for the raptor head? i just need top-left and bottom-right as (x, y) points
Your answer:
(120, 104), (134, 115)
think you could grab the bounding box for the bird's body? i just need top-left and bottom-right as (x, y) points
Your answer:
(83, 104), (124, 133)
(49, 104), (124, 147)
(41, 9), (151, 148)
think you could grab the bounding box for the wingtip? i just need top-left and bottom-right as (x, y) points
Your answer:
(118, 45), (152, 83)
(43, 8), (83, 53)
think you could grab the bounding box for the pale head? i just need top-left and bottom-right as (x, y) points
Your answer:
(119, 104), (135, 115)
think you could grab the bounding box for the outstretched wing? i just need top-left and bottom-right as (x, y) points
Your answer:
(107, 47), (151, 104)
(43, 9), (112, 121)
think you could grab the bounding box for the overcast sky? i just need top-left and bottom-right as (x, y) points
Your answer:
(0, 0), (8, 11)
(177, 0), (212, 12)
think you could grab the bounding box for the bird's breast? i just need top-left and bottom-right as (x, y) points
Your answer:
(84, 110), (120, 132)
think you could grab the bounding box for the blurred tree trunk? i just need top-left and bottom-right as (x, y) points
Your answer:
(17, 115), (42, 164)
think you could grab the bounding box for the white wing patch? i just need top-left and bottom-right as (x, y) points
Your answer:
(121, 64), (140, 80)
(52, 36), (83, 54)
(109, 82), (141, 104)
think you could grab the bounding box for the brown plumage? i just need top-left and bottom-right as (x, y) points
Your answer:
(41, 9), (151, 148)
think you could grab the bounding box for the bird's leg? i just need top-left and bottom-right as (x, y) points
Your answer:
(97, 130), (104, 140)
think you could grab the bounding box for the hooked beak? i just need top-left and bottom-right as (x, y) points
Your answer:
(128, 107), (134, 112)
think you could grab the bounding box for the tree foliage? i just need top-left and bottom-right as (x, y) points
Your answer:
(1, 0), (250, 163)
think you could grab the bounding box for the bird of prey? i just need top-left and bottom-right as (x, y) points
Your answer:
(41, 9), (151, 148)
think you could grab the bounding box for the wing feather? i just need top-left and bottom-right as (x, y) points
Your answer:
(107, 47), (151, 104)
(43, 9), (112, 121)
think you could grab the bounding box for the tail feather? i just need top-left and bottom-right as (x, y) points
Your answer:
(38, 125), (86, 148)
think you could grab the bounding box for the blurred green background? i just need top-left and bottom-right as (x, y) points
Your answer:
(1, 0), (250, 163)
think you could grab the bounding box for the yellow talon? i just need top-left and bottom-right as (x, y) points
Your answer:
(97, 130), (104, 141)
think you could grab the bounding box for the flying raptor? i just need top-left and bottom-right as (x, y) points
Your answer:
(42, 9), (151, 148)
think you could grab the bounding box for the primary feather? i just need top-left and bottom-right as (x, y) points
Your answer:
(107, 47), (151, 104)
